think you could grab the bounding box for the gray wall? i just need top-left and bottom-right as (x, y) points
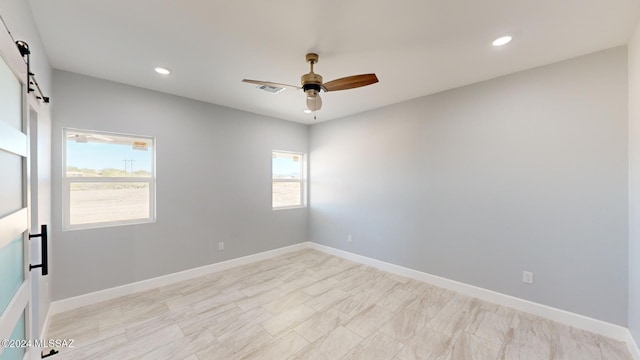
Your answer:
(309, 47), (629, 325)
(51, 70), (308, 300)
(628, 22), (640, 345)
(0, 1), (53, 334)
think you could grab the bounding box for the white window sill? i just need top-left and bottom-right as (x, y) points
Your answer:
(272, 205), (307, 211)
(63, 218), (156, 231)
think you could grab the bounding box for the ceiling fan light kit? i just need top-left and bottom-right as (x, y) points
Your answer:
(242, 53), (379, 115)
(306, 92), (322, 111)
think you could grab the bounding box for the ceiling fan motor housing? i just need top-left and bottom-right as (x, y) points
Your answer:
(302, 53), (323, 97)
(302, 73), (323, 97)
(303, 84), (322, 98)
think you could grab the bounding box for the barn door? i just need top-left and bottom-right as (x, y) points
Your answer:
(0, 27), (36, 360)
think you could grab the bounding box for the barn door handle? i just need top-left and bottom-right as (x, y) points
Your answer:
(29, 224), (48, 276)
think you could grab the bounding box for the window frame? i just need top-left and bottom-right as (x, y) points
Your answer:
(62, 128), (156, 230)
(272, 150), (307, 210)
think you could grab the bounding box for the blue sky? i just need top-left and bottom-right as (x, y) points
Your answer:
(66, 141), (152, 172)
(272, 157), (302, 177)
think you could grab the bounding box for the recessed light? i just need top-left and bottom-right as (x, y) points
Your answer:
(154, 67), (171, 75)
(492, 35), (512, 47)
(303, 109), (312, 114)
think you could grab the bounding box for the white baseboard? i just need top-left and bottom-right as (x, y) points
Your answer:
(627, 331), (640, 360)
(308, 243), (633, 345)
(50, 242), (308, 315)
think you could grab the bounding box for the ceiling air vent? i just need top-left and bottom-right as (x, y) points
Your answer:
(257, 85), (285, 94)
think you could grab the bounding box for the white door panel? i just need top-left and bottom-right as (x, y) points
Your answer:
(0, 23), (34, 360)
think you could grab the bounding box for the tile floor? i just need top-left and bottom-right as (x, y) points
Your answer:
(47, 249), (633, 360)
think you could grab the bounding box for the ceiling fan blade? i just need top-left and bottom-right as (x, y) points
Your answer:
(322, 73), (378, 92)
(242, 79), (301, 90)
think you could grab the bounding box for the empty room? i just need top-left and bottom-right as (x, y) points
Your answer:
(1, 0), (640, 359)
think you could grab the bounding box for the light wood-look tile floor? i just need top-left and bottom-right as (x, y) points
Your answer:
(47, 249), (633, 360)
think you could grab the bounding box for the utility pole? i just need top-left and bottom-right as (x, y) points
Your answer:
(123, 159), (135, 175)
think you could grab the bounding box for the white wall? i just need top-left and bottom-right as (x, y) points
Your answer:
(51, 70), (309, 300)
(310, 47), (629, 325)
(0, 0), (53, 334)
(628, 21), (640, 346)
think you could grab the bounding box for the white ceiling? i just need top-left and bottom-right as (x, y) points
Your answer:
(27, 0), (640, 124)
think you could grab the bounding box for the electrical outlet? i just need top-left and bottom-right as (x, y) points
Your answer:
(523, 271), (534, 284)
(218, 242), (224, 251)
(347, 235), (353, 243)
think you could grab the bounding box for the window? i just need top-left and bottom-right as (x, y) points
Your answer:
(63, 129), (155, 230)
(272, 151), (306, 209)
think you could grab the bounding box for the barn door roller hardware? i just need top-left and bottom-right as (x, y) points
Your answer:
(15, 40), (50, 104)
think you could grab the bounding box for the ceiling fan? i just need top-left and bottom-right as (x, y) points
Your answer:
(242, 53), (378, 113)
